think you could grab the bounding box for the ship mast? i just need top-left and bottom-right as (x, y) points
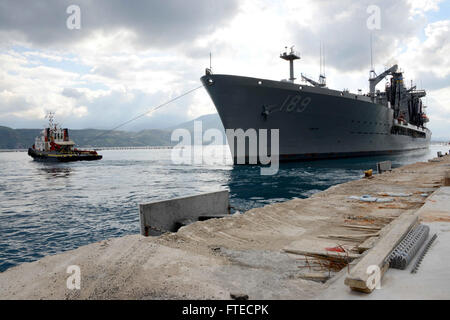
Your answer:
(280, 46), (300, 82)
(319, 42), (326, 87)
(369, 33), (377, 80)
(46, 112), (55, 129)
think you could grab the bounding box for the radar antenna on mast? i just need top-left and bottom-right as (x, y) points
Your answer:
(280, 45), (300, 82)
(319, 42), (327, 87)
(205, 52), (213, 75)
(46, 111), (56, 128)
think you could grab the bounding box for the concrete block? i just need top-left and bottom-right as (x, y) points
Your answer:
(139, 190), (229, 236)
(444, 171), (450, 187)
(377, 161), (392, 174)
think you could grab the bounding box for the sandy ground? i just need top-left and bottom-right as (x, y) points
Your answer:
(0, 155), (449, 300)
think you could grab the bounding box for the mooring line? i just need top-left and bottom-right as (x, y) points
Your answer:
(91, 84), (205, 142)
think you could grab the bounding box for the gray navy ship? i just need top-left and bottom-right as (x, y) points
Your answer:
(201, 46), (431, 164)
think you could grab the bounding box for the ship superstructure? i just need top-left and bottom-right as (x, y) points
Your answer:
(201, 46), (431, 164)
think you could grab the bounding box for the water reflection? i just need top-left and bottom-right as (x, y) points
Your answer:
(35, 164), (73, 179)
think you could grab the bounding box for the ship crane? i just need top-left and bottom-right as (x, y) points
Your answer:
(301, 73), (326, 88)
(369, 64), (398, 101)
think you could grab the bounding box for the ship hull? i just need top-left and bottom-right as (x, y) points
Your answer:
(201, 74), (431, 163)
(28, 148), (102, 162)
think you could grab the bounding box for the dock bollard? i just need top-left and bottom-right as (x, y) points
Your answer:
(364, 169), (373, 178)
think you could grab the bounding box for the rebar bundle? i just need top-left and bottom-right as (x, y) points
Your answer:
(388, 224), (430, 270)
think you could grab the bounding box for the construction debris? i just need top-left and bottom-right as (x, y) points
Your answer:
(341, 224), (382, 231)
(296, 255), (350, 275)
(344, 215), (393, 226)
(230, 293), (249, 300)
(325, 246), (346, 253)
(284, 248), (360, 261)
(319, 233), (380, 242)
(297, 272), (330, 283)
(378, 192), (412, 197)
(349, 195), (394, 203)
(355, 237), (379, 254)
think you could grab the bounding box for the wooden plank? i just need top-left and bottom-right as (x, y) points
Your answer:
(297, 272), (330, 283)
(322, 232), (380, 238)
(344, 210), (419, 293)
(356, 237), (379, 253)
(318, 232), (380, 242)
(341, 224), (382, 231)
(284, 248), (360, 261)
(317, 236), (362, 243)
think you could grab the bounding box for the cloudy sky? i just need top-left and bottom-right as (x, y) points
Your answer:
(0, 0), (449, 139)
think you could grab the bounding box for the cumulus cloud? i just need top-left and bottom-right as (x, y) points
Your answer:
(400, 20), (450, 80)
(0, 0), (239, 129)
(0, 0), (448, 139)
(288, 0), (429, 72)
(0, 0), (238, 49)
(62, 87), (84, 99)
(408, 0), (444, 15)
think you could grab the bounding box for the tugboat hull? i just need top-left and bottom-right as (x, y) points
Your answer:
(28, 148), (102, 162)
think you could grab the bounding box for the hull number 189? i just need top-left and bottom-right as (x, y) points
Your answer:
(279, 95), (311, 113)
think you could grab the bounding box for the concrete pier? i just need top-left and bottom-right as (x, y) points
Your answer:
(1, 155), (449, 300)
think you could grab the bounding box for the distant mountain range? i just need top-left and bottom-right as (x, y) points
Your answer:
(2, 114), (447, 149)
(0, 114), (225, 149)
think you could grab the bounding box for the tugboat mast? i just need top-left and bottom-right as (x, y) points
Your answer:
(280, 46), (300, 82)
(46, 111), (55, 129)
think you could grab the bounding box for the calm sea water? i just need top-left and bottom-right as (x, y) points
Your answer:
(0, 145), (449, 272)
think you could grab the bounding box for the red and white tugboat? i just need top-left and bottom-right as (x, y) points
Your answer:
(28, 113), (102, 162)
